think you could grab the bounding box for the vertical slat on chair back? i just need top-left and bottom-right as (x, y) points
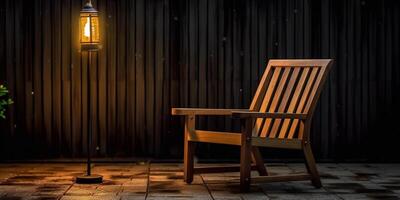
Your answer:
(250, 59), (333, 140)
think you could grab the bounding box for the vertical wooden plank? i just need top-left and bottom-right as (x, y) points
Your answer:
(258, 0), (267, 81)
(384, 1), (393, 150)
(224, 0), (233, 130)
(87, 0), (99, 156)
(303, 0), (311, 58)
(198, 0), (207, 130)
(232, 0), (242, 131)
(51, 0), (62, 156)
(242, 0), (251, 109)
(179, 0), (189, 109)
(154, 0), (164, 156)
(61, 0), (72, 156)
(81, 51), (88, 155)
(327, 0), (338, 159)
(267, 0), (276, 59)
(276, 0), (286, 58)
(216, 0), (224, 124)
(107, 0), (117, 155)
(188, 0), (198, 109)
(170, 0), (181, 156)
(145, 0), (155, 155)
(162, 0), (171, 156)
(14, 0), (26, 154)
(116, 0), (127, 155)
(207, 0), (218, 131)
(250, 0), (259, 96)
(89, 51), (98, 156)
(346, 0), (355, 154)
(0, 0), (5, 82)
(97, 0), (107, 155)
(286, 0), (294, 58)
(135, 0), (146, 154)
(42, 0), (53, 155)
(0, 0), (7, 157)
(32, 0), (43, 155)
(319, 0), (330, 158)
(360, 0), (369, 158)
(5, 0), (16, 157)
(295, 0), (304, 58)
(336, 0), (348, 158)
(126, 0), (136, 155)
(393, 1), (400, 138)
(71, 0), (82, 156)
(23, 0), (34, 156)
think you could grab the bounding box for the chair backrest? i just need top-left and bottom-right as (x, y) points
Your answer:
(250, 59), (333, 140)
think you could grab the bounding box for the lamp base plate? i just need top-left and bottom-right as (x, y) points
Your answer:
(75, 174), (103, 184)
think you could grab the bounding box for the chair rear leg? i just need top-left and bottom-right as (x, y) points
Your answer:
(303, 143), (322, 188)
(184, 139), (194, 183)
(240, 143), (251, 192)
(184, 115), (195, 184)
(240, 119), (253, 192)
(252, 147), (268, 176)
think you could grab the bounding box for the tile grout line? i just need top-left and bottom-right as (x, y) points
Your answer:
(145, 160), (151, 200)
(200, 174), (215, 200)
(63, 164), (91, 198)
(62, 182), (74, 198)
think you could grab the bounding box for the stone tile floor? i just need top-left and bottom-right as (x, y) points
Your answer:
(0, 163), (399, 199)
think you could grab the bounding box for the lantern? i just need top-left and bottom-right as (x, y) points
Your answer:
(80, 0), (100, 51)
(76, 0), (103, 184)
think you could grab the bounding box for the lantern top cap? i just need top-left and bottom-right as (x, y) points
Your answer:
(81, 0), (97, 13)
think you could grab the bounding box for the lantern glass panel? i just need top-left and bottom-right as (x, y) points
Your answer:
(80, 16), (91, 43)
(80, 13), (99, 44)
(90, 16), (99, 43)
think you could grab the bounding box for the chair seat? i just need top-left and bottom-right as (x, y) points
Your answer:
(189, 130), (303, 149)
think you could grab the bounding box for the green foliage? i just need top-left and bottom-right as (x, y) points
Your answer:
(0, 84), (13, 119)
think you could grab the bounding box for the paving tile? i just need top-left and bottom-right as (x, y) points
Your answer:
(267, 193), (340, 200)
(207, 183), (266, 200)
(61, 196), (120, 200)
(0, 163), (399, 199)
(148, 180), (211, 198)
(31, 184), (71, 196)
(147, 197), (211, 200)
(121, 196), (146, 200)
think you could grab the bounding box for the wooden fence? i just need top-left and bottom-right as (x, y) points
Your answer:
(0, 0), (399, 160)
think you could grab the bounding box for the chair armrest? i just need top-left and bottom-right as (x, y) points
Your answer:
(171, 108), (249, 116)
(231, 111), (307, 119)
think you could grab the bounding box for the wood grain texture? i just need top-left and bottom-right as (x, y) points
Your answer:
(0, 0), (399, 161)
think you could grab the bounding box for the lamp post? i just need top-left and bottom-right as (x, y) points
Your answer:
(75, 0), (103, 184)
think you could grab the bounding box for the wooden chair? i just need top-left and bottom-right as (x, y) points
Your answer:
(172, 59), (333, 192)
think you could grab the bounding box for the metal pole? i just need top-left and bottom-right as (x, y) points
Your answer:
(75, 50), (102, 183)
(87, 51), (91, 176)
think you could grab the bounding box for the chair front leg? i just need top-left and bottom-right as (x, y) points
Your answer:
(240, 118), (253, 192)
(184, 115), (195, 183)
(303, 141), (322, 188)
(252, 147), (268, 176)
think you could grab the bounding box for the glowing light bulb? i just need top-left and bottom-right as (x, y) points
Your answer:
(84, 17), (90, 38)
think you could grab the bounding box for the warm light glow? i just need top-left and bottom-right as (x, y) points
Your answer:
(80, 9), (100, 50)
(84, 17), (91, 38)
